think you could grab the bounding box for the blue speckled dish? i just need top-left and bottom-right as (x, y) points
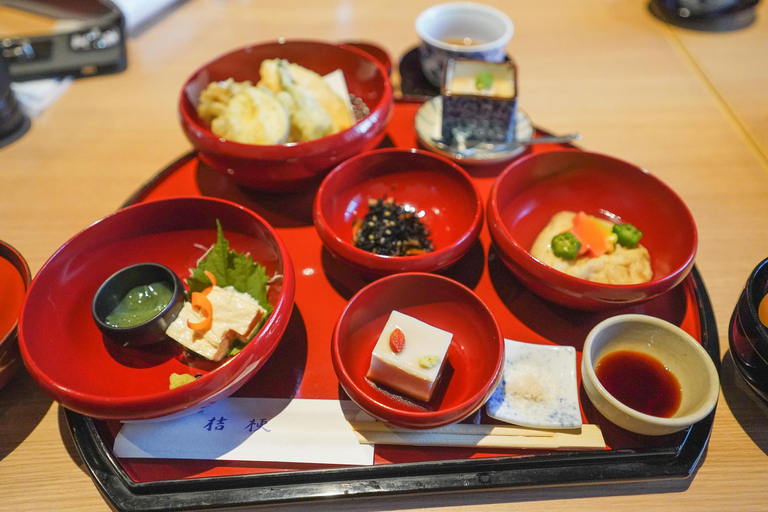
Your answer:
(486, 339), (582, 429)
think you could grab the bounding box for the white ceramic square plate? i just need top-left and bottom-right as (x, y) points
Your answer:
(485, 339), (582, 429)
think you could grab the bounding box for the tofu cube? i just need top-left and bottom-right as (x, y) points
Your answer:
(441, 58), (518, 146)
(366, 310), (453, 402)
(165, 285), (266, 361)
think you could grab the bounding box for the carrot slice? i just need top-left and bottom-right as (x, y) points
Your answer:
(571, 211), (613, 258)
(202, 270), (217, 295)
(187, 291), (213, 332)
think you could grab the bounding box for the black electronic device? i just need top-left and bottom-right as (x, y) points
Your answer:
(1, 0), (127, 81)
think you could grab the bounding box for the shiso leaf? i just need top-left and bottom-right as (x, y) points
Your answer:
(187, 220), (274, 315)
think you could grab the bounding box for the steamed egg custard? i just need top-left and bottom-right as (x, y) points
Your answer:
(530, 211), (652, 285)
(197, 59), (355, 145)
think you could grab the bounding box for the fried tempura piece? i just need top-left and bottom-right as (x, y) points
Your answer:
(197, 78), (253, 123)
(196, 59), (355, 146)
(257, 59), (281, 94)
(208, 85), (290, 145)
(258, 59), (354, 136)
(284, 62), (354, 133)
(274, 60), (334, 142)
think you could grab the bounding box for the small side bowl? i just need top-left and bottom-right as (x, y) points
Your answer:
(487, 149), (698, 310)
(92, 263), (186, 347)
(314, 148), (483, 275)
(582, 314), (719, 436)
(0, 240), (31, 390)
(331, 272), (504, 429)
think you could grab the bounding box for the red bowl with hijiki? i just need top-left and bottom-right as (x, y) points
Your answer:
(313, 148), (483, 276)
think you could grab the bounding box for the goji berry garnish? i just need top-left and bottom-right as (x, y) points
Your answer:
(389, 327), (405, 353)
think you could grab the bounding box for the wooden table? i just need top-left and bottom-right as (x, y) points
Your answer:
(1, 1), (767, 510)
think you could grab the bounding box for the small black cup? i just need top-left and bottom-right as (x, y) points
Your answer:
(92, 263), (186, 347)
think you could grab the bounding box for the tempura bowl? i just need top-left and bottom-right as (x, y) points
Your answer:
(179, 40), (394, 192)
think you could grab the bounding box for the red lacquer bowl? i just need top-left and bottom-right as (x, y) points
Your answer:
(331, 273), (504, 429)
(18, 197), (295, 420)
(0, 240), (31, 390)
(314, 148), (484, 275)
(179, 40), (394, 192)
(487, 149), (697, 310)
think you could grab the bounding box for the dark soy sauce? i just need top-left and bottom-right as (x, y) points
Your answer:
(595, 350), (682, 418)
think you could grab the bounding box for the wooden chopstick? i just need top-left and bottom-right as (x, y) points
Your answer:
(349, 421), (558, 437)
(350, 421), (606, 450)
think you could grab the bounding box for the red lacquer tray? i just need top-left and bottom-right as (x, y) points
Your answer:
(65, 100), (719, 512)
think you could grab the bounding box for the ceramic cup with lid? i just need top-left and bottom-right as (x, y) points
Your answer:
(415, 2), (514, 87)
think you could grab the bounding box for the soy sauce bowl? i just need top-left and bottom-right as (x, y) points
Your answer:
(92, 263), (186, 347)
(582, 314), (719, 436)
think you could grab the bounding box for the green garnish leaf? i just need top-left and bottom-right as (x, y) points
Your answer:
(187, 220), (274, 315)
(476, 71), (494, 90)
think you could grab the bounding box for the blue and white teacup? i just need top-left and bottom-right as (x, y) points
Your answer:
(415, 2), (514, 87)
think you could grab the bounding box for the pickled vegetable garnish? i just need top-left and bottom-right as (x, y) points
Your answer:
(187, 271), (217, 332)
(352, 198), (434, 256)
(571, 211), (614, 258)
(613, 223), (643, 248)
(475, 71), (494, 91)
(551, 232), (581, 260)
(390, 328), (405, 353)
(419, 355), (440, 368)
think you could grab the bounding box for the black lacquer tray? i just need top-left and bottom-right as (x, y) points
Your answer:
(64, 97), (719, 511)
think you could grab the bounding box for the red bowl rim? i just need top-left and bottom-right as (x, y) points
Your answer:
(178, 39), (394, 159)
(331, 272), (504, 427)
(0, 239), (30, 349)
(314, 148), (485, 274)
(488, 149), (698, 296)
(18, 196), (296, 416)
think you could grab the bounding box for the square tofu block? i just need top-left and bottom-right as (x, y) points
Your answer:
(366, 310), (453, 402)
(441, 58), (518, 146)
(166, 286), (266, 361)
